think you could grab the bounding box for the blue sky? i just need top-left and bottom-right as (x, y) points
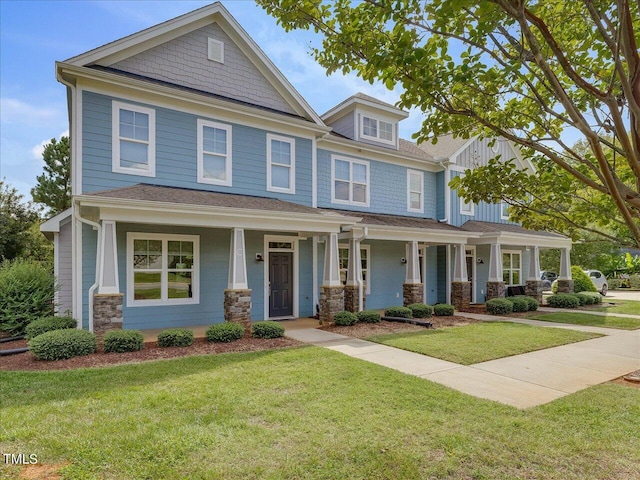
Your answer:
(0, 0), (423, 200)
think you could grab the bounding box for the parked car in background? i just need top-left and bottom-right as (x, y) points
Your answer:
(585, 269), (608, 296)
(540, 271), (557, 290)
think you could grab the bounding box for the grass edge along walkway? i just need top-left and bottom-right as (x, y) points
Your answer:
(529, 311), (640, 330)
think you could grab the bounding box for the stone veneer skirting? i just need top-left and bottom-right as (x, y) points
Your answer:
(486, 281), (506, 301)
(451, 281), (471, 311)
(93, 293), (123, 340)
(224, 289), (252, 335)
(525, 280), (545, 302)
(320, 285), (344, 324)
(403, 283), (423, 306)
(344, 285), (365, 313)
(556, 279), (574, 294)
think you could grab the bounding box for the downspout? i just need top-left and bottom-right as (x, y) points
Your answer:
(74, 200), (102, 333)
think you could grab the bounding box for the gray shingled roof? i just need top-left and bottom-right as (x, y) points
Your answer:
(86, 184), (333, 215)
(398, 139), (433, 160)
(352, 92), (399, 110)
(417, 134), (470, 159)
(321, 209), (463, 232)
(461, 221), (566, 238)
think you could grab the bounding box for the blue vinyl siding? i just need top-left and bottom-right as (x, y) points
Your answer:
(364, 240), (406, 310)
(82, 91), (313, 205)
(436, 246), (447, 304)
(436, 171), (445, 220)
(423, 246), (439, 305)
(298, 238), (315, 317)
(317, 148), (437, 218)
(449, 170), (512, 227)
(82, 224), (97, 329)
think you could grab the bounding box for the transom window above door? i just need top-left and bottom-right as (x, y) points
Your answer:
(112, 101), (156, 177)
(332, 156), (370, 206)
(197, 119), (232, 186)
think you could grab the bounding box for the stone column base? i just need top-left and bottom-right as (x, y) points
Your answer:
(319, 285), (344, 325)
(451, 281), (471, 311)
(403, 283), (424, 306)
(486, 281), (506, 301)
(556, 279), (574, 294)
(525, 280), (544, 302)
(93, 293), (123, 341)
(224, 289), (252, 336)
(344, 285), (360, 313)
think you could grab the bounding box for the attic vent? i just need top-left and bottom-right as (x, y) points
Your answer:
(208, 38), (224, 64)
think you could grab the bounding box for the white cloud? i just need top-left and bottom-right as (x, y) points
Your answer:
(30, 130), (69, 161)
(0, 98), (59, 125)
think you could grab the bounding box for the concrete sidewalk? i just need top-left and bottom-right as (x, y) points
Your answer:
(285, 321), (640, 409)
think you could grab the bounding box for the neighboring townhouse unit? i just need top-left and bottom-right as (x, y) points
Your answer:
(41, 2), (573, 336)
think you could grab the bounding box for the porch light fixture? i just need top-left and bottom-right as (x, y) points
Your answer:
(400, 257), (407, 264)
(255, 253), (264, 262)
(477, 258), (485, 264)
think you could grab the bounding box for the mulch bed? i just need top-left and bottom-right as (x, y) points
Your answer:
(321, 315), (479, 338)
(0, 336), (301, 372)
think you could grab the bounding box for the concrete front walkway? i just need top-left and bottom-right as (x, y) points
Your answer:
(285, 319), (640, 409)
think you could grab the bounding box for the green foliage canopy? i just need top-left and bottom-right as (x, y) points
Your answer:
(259, 0), (640, 246)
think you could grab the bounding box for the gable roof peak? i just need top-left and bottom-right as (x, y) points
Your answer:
(322, 91), (409, 123)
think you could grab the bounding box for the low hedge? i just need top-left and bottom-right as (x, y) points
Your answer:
(333, 311), (358, 326)
(357, 310), (381, 323)
(157, 328), (194, 347)
(103, 330), (144, 353)
(29, 328), (96, 361)
(546, 293), (579, 309)
(579, 291), (603, 305)
(407, 303), (433, 318)
(486, 298), (513, 315)
(433, 304), (455, 316)
(384, 306), (412, 319)
(507, 296), (529, 313)
(572, 293), (589, 306)
(206, 322), (245, 342)
(513, 295), (539, 311)
(25, 316), (76, 340)
(252, 321), (285, 339)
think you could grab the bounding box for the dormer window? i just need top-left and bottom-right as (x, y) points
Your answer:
(360, 115), (395, 145)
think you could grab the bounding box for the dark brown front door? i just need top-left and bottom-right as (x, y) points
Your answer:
(269, 252), (293, 317)
(466, 255), (474, 302)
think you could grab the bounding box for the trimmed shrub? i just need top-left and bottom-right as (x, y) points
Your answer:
(333, 311), (358, 326)
(433, 304), (455, 316)
(29, 328), (96, 361)
(573, 267), (597, 293)
(357, 310), (381, 323)
(407, 303), (433, 318)
(103, 330), (144, 353)
(547, 293), (580, 309)
(629, 274), (640, 289)
(157, 328), (194, 347)
(384, 306), (413, 318)
(507, 296), (529, 313)
(0, 259), (56, 335)
(486, 298), (513, 315)
(25, 316), (76, 340)
(513, 295), (539, 311)
(206, 322), (245, 343)
(579, 291), (603, 305)
(572, 293), (589, 306)
(252, 321), (285, 339)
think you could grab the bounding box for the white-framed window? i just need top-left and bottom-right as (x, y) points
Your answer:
(127, 233), (199, 307)
(112, 101), (156, 177)
(502, 250), (522, 286)
(501, 202), (509, 220)
(338, 244), (371, 294)
(407, 169), (424, 213)
(197, 119), (232, 186)
(267, 134), (295, 194)
(458, 173), (474, 216)
(360, 115), (395, 145)
(331, 155), (370, 206)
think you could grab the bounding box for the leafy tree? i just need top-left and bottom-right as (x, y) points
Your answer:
(259, 0), (640, 245)
(0, 181), (40, 261)
(31, 136), (71, 216)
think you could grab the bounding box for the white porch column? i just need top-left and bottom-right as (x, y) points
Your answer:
(559, 247), (572, 280)
(488, 243), (502, 282)
(98, 220), (119, 294)
(405, 241), (421, 284)
(322, 233), (341, 287)
(228, 228), (248, 290)
(527, 246), (541, 281)
(453, 244), (468, 282)
(346, 238), (362, 287)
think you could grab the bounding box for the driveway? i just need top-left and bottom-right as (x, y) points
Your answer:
(607, 289), (640, 301)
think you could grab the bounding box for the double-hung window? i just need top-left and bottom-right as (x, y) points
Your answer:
(458, 172), (474, 216)
(267, 134), (295, 193)
(332, 156), (369, 206)
(407, 170), (424, 213)
(197, 119), (232, 186)
(501, 202), (509, 220)
(112, 101), (155, 176)
(127, 233), (199, 307)
(502, 250), (521, 286)
(361, 116), (394, 145)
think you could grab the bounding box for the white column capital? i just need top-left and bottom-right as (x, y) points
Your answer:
(453, 243), (468, 282)
(98, 220), (119, 294)
(527, 246), (541, 281)
(323, 232), (342, 287)
(405, 241), (421, 284)
(559, 247), (572, 280)
(487, 243), (502, 282)
(228, 228), (248, 290)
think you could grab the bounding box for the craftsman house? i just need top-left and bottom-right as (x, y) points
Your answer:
(41, 2), (573, 335)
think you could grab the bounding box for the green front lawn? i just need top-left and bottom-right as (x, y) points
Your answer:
(367, 322), (600, 365)
(591, 298), (640, 315)
(1, 347), (638, 479)
(529, 312), (640, 330)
